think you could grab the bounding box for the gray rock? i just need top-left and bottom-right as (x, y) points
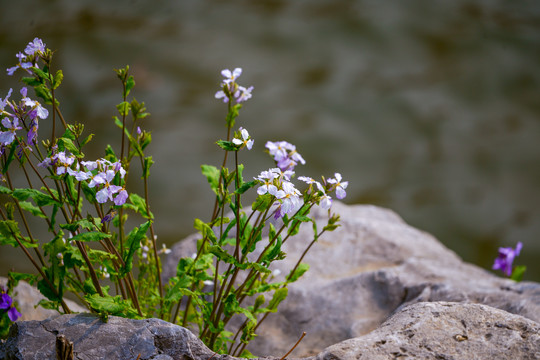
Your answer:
(314, 301), (540, 360)
(0, 313), (237, 360)
(164, 202), (540, 357)
(0, 277), (87, 321)
(2, 302), (539, 360)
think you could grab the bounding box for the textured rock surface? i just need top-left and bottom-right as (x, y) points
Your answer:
(164, 202), (540, 357)
(313, 302), (540, 360)
(0, 277), (87, 321)
(0, 313), (230, 360)
(2, 302), (539, 360)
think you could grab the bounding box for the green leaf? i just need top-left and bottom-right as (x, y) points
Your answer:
(70, 231), (111, 242)
(52, 70), (63, 89)
(60, 218), (97, 233)
(323, 214), (341, 232)
(226, 103), (242, 128)
(0, 220), (21, 247)
(216, 140), (239, 151)
(121, 221), (151, 276)
(143, 156), (154, 179)
(125, 193), (153, 219)
(262, 236), (283, 264)
(22, 76), (43, 87)
(18, 201), (47, 219)
(0, 185), (12, 194)
(116, 101), (131, 117)
(510, 265), (526, 282)
(57, 137), (83, 158)
(194, 218), (217, 245)
(85, 293), (140, 318)
(201, 165), (220, 195)
(2, 142), (17, 173)
(8, 272), (38, 287)
(252, 194), (273, 212)
(80, 133), (94, 148)
(164, 276), (192, 303)
(267, 288), (288, 313)
(34, 84), (55, 106)
(12, 188), (59, 207)
(125, 75), (135, 97)
(31, 66), (49, 80)
(287, 263), (310, 283)
(235, 180), (256, 195)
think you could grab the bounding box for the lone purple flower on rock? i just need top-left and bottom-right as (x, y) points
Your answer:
(492, 241), (522, 277)
(0, 288), (21, 321)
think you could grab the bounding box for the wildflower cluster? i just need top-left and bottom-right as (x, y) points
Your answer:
(0, 287), (21, 322)
(0, 87), (49, 157)
(0, 39), (348, 358)
(0, 38), (163, 334)
(6, 38), (46, 76)
(39, 152), (128, 205)
(255, 140), (348, 220)
(214, 68), (254, 104)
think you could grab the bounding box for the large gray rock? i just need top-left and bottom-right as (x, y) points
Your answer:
(164, 202), (540, 357)
(0, 313), (235, 360)
(2, 302), (539, 360)
(314, 301), (540, 360)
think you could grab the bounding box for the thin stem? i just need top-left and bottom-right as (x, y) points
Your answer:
(0, 208), (71, 314)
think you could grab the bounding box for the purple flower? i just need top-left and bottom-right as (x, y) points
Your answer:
(328, 173), (348, 200)
(265, 141), (305, 172)
(215, 68), (254, 104)
(255, 170), (278, 196)
(0, 290), (21, 322)
(27, 119), (39, 145)
(24, 38), (46, 56)
(235, 85), (254, 103)
(221, 68), (242, 84)
(0, 88), (13, 111)
(101, 210), (117, 224)
(0, 293), (12, 309)
(0, 117), (22, 145)
(8, 306), (22, 321)
(492, 242), (523, 276)
(232, 127), (254, 150)
(114, 188), (129, 206)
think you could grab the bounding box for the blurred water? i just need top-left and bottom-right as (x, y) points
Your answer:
(1, 0), (539, 280)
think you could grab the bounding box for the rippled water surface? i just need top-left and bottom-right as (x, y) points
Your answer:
(1, 0), (539, 280)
